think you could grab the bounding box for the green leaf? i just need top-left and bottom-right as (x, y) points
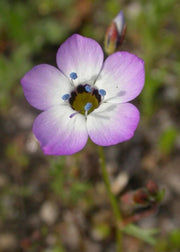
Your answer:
(156, 189), (165, 203)
(122, 224), (159, 245)
(169, 229), (180, 249)
(158, 127), (178, 155)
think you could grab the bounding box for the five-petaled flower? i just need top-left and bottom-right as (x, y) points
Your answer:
(21, 34), (145, 155)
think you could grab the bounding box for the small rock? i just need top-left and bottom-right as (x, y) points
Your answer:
(10, 105), (34, 129)
(46, 234), (57, 246)
(111, 172), (129, 194)
(84, 240), (101, 252)
(127, 2), (142, 19)
(60, 211), (81, 250)
(39, 201), (59, 225)
(168, 174), (180, 194)
(0, 233), (17, 250)
(25, 133), (39, 153)
(0, 173), (9, 187)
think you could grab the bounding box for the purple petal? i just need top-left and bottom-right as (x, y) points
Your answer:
(33, 105), (88, 155)
(56, 34), (104, 86)
(21, 64), (71, 110)
(95, 52), (145, 103)
(87, 103), (140, 146)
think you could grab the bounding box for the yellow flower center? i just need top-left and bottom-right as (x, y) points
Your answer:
(70, 85), (100, 115)
(61, 78), (106, 118)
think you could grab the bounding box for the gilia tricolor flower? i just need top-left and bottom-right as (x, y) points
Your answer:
(21, 34), (145, 155)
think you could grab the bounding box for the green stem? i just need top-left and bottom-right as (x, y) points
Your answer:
(98, 146), (122, 252)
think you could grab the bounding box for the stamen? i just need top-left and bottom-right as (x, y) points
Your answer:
(84, 102), (92, 112)
(99, 89), (106, 96)
(61, 94), (70, 101)
(77, 85), (84, 93)
(69, 72), (78, 80)
(85, 84), (92, 93)
(69, 111), (80, 118)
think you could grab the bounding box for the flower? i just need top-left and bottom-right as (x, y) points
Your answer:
(21, 34), (145, 155)
(104, 11), (127, 55)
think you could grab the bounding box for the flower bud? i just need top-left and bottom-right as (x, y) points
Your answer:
(104, 11), (127, 55)
(133, 189), (149, 205)
(146, 180), (158, 195)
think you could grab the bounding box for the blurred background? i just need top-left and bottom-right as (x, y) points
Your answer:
(0, 0), (180, 251)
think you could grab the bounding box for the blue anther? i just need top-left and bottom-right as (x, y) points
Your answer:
(69, 72), (77, 80)
(62, 94), (70, 101)
(85, 85), (92, 93)
(99, 89), (106, 96)
(84, 102), (92, 112)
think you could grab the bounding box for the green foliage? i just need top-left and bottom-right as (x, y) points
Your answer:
(49, 157), (66, 195)
(169, 229), (180, 250)
(93, 223), (111, 239)
(0, 0), (73, 109)
(158, 127), (178, 155)
(136, 0), (179, 118)
(105, 0), (121, 17)
(123, 224), (159, 245)
(156, 188), (165, 203)
(156, 229), (180, 251)
(49, 157), (90, 204)
(5, 142), (29, 167)
(53, 247), (65, 252)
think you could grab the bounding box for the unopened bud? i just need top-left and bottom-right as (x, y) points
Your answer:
(147, 180), (158, 195)
(121, 192), (134, 205)
(133, 189), (149, 205)
(104, 11), (127, 55)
